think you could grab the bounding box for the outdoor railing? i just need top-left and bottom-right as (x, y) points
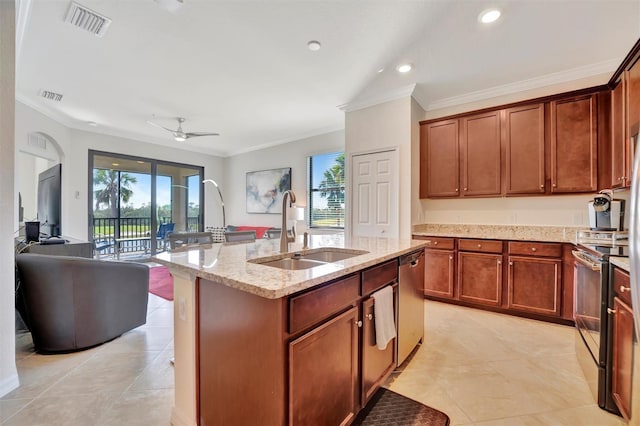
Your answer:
(93, 216), (201, 256)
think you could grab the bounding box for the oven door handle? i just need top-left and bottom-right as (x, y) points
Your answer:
(572, 250), (602, 271)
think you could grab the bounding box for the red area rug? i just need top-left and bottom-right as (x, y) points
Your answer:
(149, 266), (174, 301)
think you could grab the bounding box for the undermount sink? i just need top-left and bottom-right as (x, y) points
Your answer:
(258, 258), (327, 270)
(292, 249), (368, 263)
(250, 248), (369, 270)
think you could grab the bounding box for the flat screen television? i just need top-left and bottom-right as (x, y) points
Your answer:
(37, 163), (62, 237)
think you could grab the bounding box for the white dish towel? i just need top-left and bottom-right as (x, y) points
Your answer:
(372, 285), (396, 350)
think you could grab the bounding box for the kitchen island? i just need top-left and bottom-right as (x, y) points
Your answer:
(153, 234), (427, 426)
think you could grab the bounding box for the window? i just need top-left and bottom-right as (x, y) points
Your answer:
(308, 151), (345, 228)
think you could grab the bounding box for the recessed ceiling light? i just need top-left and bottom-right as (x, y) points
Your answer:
(479, 8), (501, 24)
(377, 68), (385, 73)
(87, 121), (98, 127)
(307, 40), (321, 51)
(397, 64), (412, 73)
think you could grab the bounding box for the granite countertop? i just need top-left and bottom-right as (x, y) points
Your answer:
(413, 223), (585, 243)
(610, 256), (631, 272)
(153, 234), (427, 299)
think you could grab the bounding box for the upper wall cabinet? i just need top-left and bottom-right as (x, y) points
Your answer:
(460, 111), (501, 197)
(611, 76), (628, 188)
(549, 94), (598, 193)
(503, 104), (545, 195)
(420, 119), (459, 198)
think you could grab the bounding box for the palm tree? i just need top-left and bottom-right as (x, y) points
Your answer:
(93, 169), (137, 218)
(319, 153), (345, 225)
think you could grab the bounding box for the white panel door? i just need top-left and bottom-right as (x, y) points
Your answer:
(352, 150), (398, 238)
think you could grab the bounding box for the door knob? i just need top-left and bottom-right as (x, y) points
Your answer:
(366, 314), (373, 321)
(355, 320), (363, 328)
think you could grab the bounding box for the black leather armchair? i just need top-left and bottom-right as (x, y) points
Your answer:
(15, 253), (149, 353)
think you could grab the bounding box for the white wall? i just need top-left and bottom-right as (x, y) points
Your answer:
(0, 0), (18, 398)
(416, 73), (620, 228)
(224, 130), (344, 232)
(15, 102), (225, 240)
(345, 97), (413, 239)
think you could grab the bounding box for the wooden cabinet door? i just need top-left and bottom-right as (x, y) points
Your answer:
(550, 94), (598, 193)
(612, 297), (634, 421)
(612, 78), (628, 188)
(420, 120), (459, 198)
(289, 307), (359, 426)
(361, 295), (395, 406)
(458, 252), (502, 306)
(507, 256), (561, 317)
(424, 249), (455, 299)
(460, 111), (501, 196)
(627, 58), (640, 147)
(504, 104), (545, 194)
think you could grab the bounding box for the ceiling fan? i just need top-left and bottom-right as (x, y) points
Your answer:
(147, 117), (219, 142)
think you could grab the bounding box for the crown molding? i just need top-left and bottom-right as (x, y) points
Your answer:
(226, 124), (344, 157)
(425, 59), (620, 112)
(338, 83), (416, 113)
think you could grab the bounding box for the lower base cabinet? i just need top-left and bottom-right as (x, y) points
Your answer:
(289, 307), (359, 426)
(507, 256), (562, 316)
(424, 249), (455, 298)
(458, 252), (502, 307)
(612, 297), (633, 421)
(361, 293), (396, 405)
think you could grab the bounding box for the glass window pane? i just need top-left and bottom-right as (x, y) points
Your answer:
(308, 152), (345, 229)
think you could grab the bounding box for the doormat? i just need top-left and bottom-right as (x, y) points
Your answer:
(149, 266), (173, 301)
(354, 388), (450, 426)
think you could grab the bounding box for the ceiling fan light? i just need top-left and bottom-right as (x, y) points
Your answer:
(174, 135), (187, 142)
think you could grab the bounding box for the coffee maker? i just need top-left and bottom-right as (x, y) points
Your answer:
(588, 190), (625, 231)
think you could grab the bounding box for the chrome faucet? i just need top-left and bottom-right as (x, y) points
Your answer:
(280, 190), (296, 253)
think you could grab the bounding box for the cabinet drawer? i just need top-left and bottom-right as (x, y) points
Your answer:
(459, 239), (502, 254)
(414, 236), (455, 250)
(508, 241), (562, 258)
(613, 267), (632, 306)
(289, 274), (360, 334)
(362, 259), (398, 296)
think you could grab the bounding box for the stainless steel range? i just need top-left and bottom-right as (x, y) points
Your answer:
(574, 230), (629, 415)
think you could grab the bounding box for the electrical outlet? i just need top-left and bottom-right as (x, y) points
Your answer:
(179, 297), (186, 321)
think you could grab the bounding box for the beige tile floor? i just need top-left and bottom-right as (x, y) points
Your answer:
(387, 300), (628, 426)
(0, 296), (628, 425)
(1, 292), (174, 426)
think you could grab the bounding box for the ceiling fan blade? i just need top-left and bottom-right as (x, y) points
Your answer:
(185, 132), (220, 138)
(146, 120), (175, 133)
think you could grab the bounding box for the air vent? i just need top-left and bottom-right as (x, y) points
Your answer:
(64, 2), (112, 37)
(39, 89), (63, 102)
(28, 133), (47, 150)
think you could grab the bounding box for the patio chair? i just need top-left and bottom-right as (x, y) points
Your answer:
(93, 234), (114, 259)
(156, 222), (175, 251)
(167, 231), (214, 250)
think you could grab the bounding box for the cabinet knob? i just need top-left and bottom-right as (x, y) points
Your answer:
(355, 320), (363, 328)
(607, 308), (617, 315)
(531, 247), (537, 252)
(455, 188), (459, 192)
(618, 177), (622, 181)
(540, 184), (544, 188)
(477, 244), (482, 248)
(620, 286), (630, 293)
(552, 183), (557, 188)
(464, 187), (468, 191)
(449, 255), (453, 260)
(433, 241), (438, 245)
(509, 261), (513, 266)
(366, 313), (373, 321)
(497, 260), (502, 265)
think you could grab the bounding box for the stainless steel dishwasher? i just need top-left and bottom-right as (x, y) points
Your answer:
(397, 249), (425, 366)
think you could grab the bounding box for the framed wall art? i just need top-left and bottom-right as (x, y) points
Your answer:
(246, 167), (291, 214)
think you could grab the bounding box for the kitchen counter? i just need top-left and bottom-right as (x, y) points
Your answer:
(153, 233), (426, 299)
(154, 234), (427, 425)
(611, 256), (631, 272)
(413, 223), (583, 243)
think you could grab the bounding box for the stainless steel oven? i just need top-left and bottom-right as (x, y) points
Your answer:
(574, 242), (629, 415)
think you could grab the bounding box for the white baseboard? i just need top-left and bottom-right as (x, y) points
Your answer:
(0, 371), (19, 398)
(170, 405), (196, 426)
